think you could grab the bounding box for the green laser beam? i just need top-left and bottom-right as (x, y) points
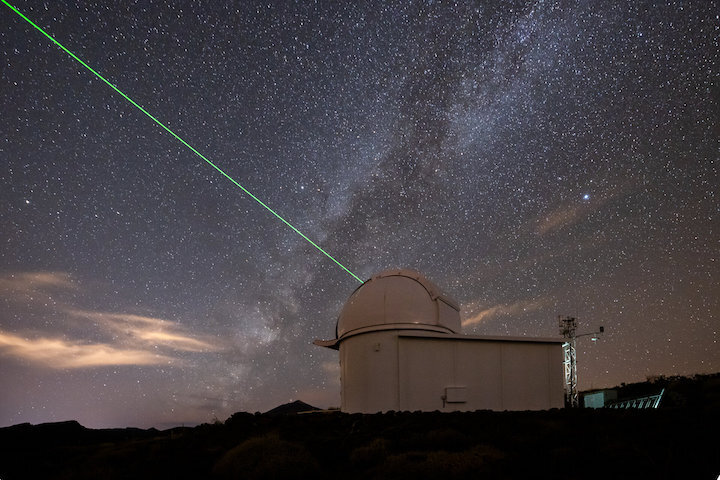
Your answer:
(3, 0), (364, 284)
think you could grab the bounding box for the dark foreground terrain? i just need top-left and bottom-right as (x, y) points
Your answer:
(1, 374), (719, 480)
(2, 408), (718, 479)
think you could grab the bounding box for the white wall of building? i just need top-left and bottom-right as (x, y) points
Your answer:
(340, 330), (564, 413)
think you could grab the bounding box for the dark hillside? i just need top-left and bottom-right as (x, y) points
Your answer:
(1, 374), (719, 480)
(614, 373), (720, 409)
(264, 400), (321, 415)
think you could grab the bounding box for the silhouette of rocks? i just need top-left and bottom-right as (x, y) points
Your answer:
(0, 373), (718, 479)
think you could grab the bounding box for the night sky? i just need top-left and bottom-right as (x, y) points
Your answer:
(1, 0), (718, 428)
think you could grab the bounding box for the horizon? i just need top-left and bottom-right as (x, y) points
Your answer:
(3, 370), (716, 431)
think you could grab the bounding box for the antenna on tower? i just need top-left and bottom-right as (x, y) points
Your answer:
(559, 316), (578, 407)
(558, 316), (604, 408)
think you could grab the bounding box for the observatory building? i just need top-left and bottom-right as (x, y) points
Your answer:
(315, 269), (565, 413)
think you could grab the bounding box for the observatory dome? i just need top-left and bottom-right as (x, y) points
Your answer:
(335, 269), (461, 340)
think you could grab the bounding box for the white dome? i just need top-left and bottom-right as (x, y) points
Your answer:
(335, 269), (460, 340)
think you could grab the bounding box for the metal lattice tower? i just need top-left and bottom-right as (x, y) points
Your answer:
(559, 315), (578, 408)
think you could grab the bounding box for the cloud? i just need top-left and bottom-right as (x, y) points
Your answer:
(0, 271), (223, 368)
(0, 330), (176, 368)
(462, 297), (549, 327)
(0, 271), (77, 304)
(0, 271), (76, 292)
(535, 203), (587, 235)
(65, 309), (222, 353)
(533, 183), (634, 235)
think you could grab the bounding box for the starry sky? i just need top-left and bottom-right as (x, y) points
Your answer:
(1, 0), (718, 428)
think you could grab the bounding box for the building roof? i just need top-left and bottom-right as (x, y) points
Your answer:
(314, 269), (461, 349)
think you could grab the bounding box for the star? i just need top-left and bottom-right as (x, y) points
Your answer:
(0, 0), (716, 428)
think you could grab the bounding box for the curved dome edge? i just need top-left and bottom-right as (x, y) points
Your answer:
(335, 268), (461, 339)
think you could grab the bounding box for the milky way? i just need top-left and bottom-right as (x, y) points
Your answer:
(1, 1), (718, 428)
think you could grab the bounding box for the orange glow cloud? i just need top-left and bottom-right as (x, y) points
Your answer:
(462, 297), (549, 327)
(0, 271), (222, 369)
(0, 330), (176, 368)
(65, 309), (222, 353)
(0, 271), (76, 291)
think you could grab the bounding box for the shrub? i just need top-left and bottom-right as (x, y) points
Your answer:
(212, 433), (320, 480)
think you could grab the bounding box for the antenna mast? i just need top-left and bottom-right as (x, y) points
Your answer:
(558, 315), (578, 407)
(558, 316), (605, 408)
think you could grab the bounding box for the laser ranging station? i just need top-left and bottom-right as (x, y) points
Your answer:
(315, 269), (565, 413)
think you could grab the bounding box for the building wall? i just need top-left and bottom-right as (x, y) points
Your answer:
(340, 331), (564, 413)
(583, 390), (618, 408)
(340, 331), (400, 413)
